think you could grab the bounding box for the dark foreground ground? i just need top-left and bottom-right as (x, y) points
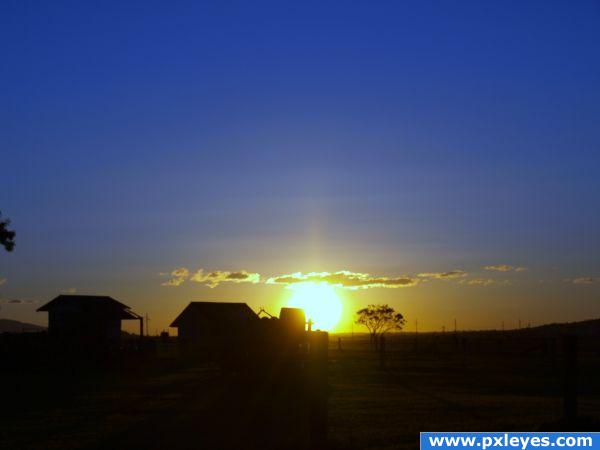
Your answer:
(2, 333), (600, 450)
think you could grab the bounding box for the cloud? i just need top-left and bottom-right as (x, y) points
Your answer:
(266, 271), (418, 289)
(0, 277), (6, 286)
(190, 269), (260, 288)
(567, 277), (599, 285)
(418, 270), (468, 280)
(161, 267), (260, 288)
(161, 267), (190, 286)
(484, 265), (512, 272)
(160, 265), (526, 290)
(484, 265), (527, 272)
(459, 278), (511, 286)
(0, 298), (34, 304)
(465, 278), (496, 286)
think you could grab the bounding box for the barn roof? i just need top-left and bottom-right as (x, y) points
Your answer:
(170, 302), (258, 328)
(37, 295), (140, 320)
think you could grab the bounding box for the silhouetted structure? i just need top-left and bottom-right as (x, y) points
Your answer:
(170, 301), (258, 347)
(279, 307), (307, 335)
(37, 295), (143, 347)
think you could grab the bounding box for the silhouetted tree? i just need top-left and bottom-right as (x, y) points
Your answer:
(0, 212), (15, 252)
(356, 304), (405, 349)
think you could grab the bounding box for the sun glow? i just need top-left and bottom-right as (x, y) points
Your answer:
(287, 282), (343, 331)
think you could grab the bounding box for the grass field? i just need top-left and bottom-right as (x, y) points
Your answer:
(1, 332), (599, 450)
(329, 333), (600, 449)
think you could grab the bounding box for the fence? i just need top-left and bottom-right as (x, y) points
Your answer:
(333, 332), (599, 424)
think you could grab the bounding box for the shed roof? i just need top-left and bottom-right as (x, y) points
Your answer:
(37, 295), (140, 320)
(170, 301), (258, 328)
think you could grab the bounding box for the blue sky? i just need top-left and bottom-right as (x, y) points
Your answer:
(1, 1), (599, 331)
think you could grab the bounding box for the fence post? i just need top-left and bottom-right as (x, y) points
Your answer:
(379, 335), (386, 369)
(309, 331), (328, 450)
(461, 336), (468, 373)
(563, 335), (578, 421)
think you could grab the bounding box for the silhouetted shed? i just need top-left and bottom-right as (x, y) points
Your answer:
(37, 295), (142, 344)
(170, 302), (258, 345)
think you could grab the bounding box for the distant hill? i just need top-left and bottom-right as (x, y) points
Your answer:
(455, 318), (600, 337)
(0, 319), (46, 333)
(520, 318), (600, 336)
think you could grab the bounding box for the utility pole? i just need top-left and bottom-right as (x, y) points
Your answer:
(145, 313), (150, 336)
(415, 319), (418, 334)
(454, 318), (457, 333)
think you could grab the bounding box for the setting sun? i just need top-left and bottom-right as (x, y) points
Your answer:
(287, 282), (343, 331)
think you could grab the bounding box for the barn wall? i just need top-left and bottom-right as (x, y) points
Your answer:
(47, 310), (122, 344)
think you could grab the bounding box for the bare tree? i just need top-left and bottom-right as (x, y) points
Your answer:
(356, 304), (406, 349)
(0, 212), (15, 252)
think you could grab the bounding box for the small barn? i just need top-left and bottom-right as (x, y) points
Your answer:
(37, 295), (143, 345)
(170, 302), (258, 347)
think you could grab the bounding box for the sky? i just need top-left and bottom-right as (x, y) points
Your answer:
(1, 0), (599, 333)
